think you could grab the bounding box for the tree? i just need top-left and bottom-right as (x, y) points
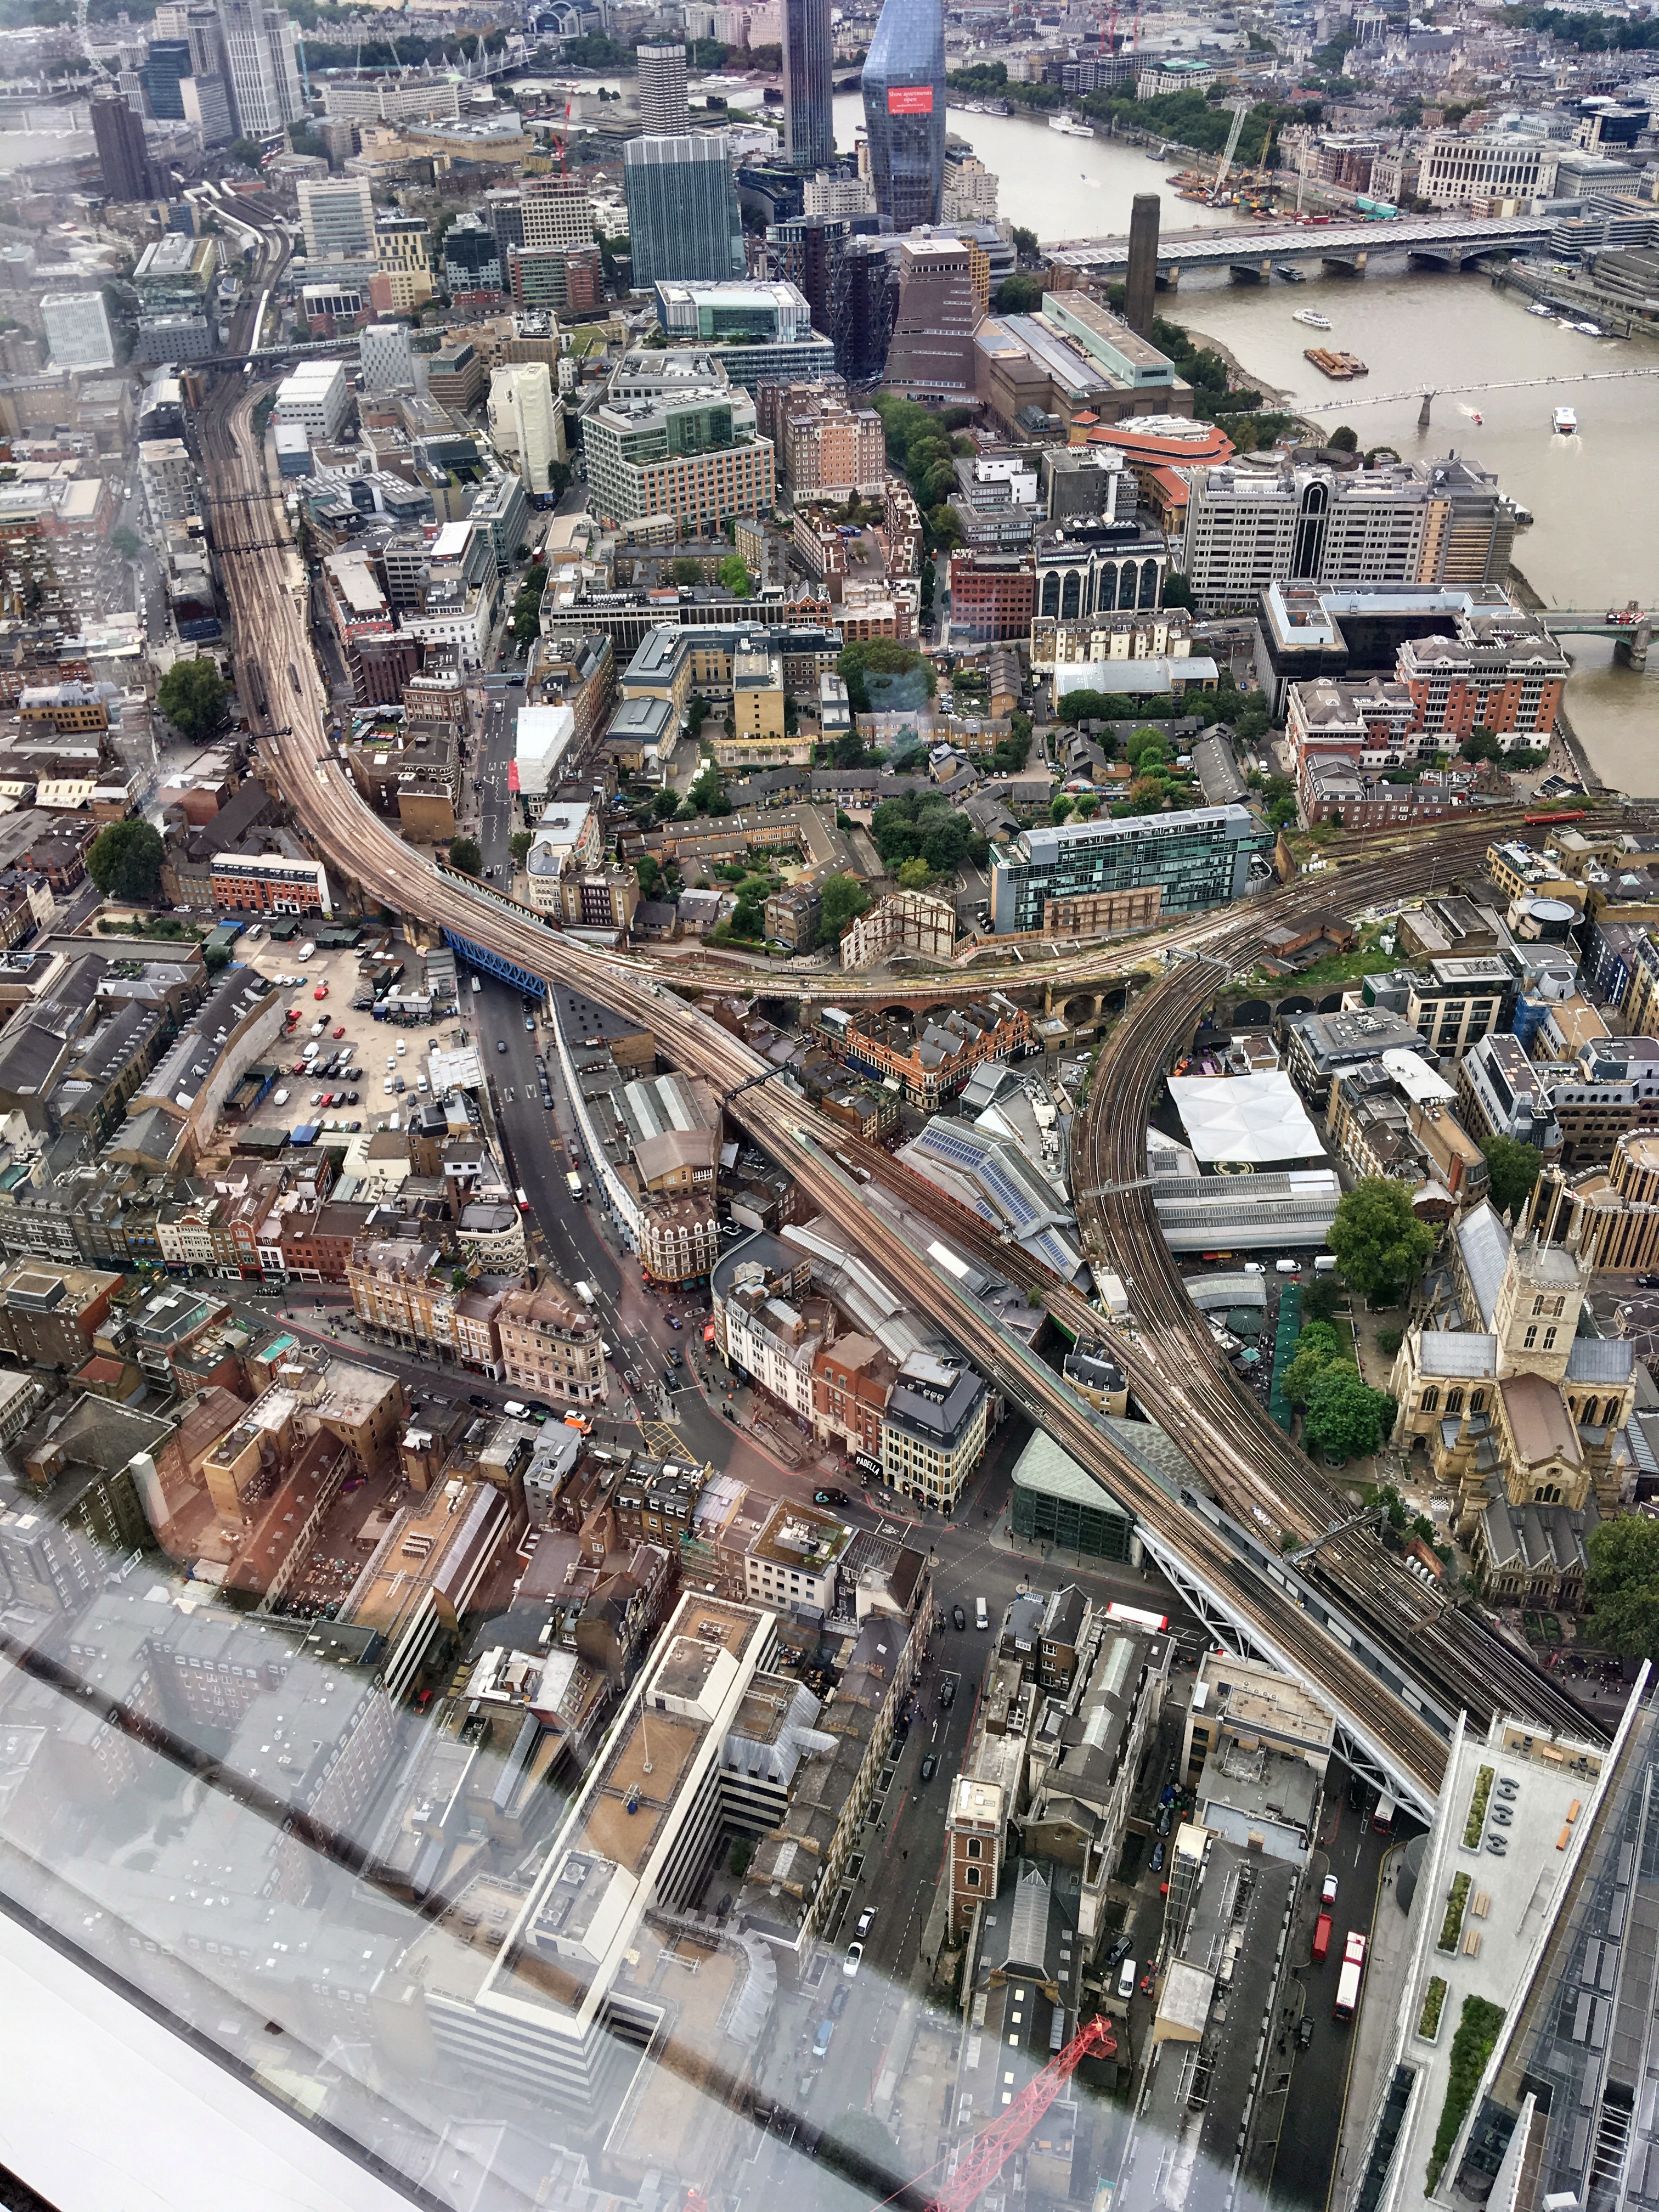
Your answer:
(1160, 570), (1194, 608)
(1011, 224), (1039, 257)
(896, 855), (932, 890)
(1327, 1177), (1437, 1308)
(1055, 689), (1114, 726)
(689, 761), (725, 814)
(110, 523), (141, 560)
(1303, 1361), (1397, 1460)
(509, 830), (534, 864)
(1585, 1516), (1659, 1658)
(87, 819), (164, 903)
(1482, 1134), (1543, 1221)
(652, 788), (680, 820)
(1327, 425), (1359, 453)
(448, 836), (482, 876)
(1282, 1320), (1344, 1406)
(1461, 724), (1504, 765)
(717, 552), (754, 596)
(670, 557), (702, 585)
(229, 137), (264, 170)
(994, 271), (1044, 315)
(159, 656), (229, 741)
(816, 873), (871, 946)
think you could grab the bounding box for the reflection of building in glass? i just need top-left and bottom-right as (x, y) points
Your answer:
(861, 0), (945, 229)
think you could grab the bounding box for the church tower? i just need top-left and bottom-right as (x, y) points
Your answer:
(1490, 1229), (1589, 1386)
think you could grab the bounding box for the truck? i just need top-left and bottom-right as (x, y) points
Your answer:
(574, 1281), (596, 1307)
(1335, 1930), (1367, 2022)
(1312, 1911), (1333, 1965)
(566, 1171), (584, 1200)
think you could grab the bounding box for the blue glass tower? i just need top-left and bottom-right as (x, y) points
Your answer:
(861, 0), (945, 230)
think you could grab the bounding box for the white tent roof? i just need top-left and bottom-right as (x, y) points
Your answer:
(1166, 1071), (1325, 1166)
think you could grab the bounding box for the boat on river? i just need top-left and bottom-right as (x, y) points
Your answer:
(1293, 308), (1332, 329)
(1554, 405), (1578, 433)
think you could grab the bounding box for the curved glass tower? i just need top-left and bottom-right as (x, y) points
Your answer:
(861, 0), (945, 231)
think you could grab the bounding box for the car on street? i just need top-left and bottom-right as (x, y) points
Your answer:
(814, 1487), (848, 1506)
(939, 1678), (956, 1710)
(469, 1393), (489, 1408)
(1297, 2017), (1314, 2050)
(1150, 1842), (1165, 1873)
(496, 1039), (507, 1053)
(1117, 1956), (1138, 2000)
(1643, 1275), (1659, 1290)
(856, 1907), (875, 1937)
(843, 1943), (863, 1979)
(952, 1605), (966, 1632)
(668, 1316), (682, 1329)
(332, 1025), (345, 1039)
(1105, 1933), (1133, 1970)
(667, 1349), (682, 1366)
(524, 1012), (535, 1031)
(1156, 1807), (1172, 1836)
(919, 1753), (938, 1782)
(1321, 1874), (1339, 1906)
(624, 1368), (642, 1392)
(829, 1983), (850, 2019)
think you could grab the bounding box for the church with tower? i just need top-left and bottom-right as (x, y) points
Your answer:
(1388, 1200), (1635, 1609)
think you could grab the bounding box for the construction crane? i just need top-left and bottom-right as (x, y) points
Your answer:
(895, 2014), (1119, 2212)
(1210, 96), (1255, 202)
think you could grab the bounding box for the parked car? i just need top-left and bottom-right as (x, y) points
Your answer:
(1105, 1933), (1133, 1970)
(952, 1605), (966, 1632)
(1150, 1842), (1165, 1873)
(939, 1678), (956, 1711)
(843, 1943), (863, 1979)
(496, 1039), (508, 1053)
(919, 1753), (938, 1782)
(856, 1907), (876, 1938)
(1322, 1874), (1339, 1906)
(1297, 2017), (1314, 2050)
(829, 1983), (850, 2019)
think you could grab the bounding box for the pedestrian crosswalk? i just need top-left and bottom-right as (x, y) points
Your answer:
(638, 1419), (683, 1459)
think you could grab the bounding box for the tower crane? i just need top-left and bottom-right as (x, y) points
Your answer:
(1210, 97), (1255, 202)
(894, 2013), (1119, 2212)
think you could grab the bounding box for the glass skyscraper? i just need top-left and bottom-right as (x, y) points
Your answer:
(782, 0), (833, 172)
(624, 133), (746, 290)
(861, 0), (945, 230)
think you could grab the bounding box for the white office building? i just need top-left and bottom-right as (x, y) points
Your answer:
(296, 175), (375, 260)
(41, 292), (115, 371)
(273, 359), (351, 442)
(359, 321), (415, 394)
(1418, 132), (1560, 207)
(521, 173), (595, 251)
(487, 362), (566, 495)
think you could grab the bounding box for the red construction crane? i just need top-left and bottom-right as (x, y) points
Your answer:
(907, 2013), (1119, 2212)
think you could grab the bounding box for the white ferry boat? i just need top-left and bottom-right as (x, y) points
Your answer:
(1553, 405), (1578, 434)
(1048, 112), (1094, 135)
(1292, 308), (1332, 330)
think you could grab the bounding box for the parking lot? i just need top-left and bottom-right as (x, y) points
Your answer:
(235, 930), (459, 1136)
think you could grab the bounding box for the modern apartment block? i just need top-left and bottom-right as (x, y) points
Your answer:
(782, 0), (833, 171)
(861, 0), (946, 228)
(1182, 455), (1520, 610)
(520, 172), (596, 251)
(1395, 608), (1569, 749)
(623, 133), (745, 290)
(216, 0), (304, 136)
(989, 806), (1269, 935)
(775, 388), (886, 501)
(583, 370), (775, 534)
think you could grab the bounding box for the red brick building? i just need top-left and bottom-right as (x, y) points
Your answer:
(1396, 616), (1568, 749)
(947, 550), (1035, 645)
(812, 1336), (895, 1457)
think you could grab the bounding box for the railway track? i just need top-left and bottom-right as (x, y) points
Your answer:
(197, 205), (1606, 1802)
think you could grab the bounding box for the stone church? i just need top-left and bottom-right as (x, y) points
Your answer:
(1388, 1201), (1634, 1609)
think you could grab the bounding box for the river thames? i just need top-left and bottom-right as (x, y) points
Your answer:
(832, 91), (1659, 792)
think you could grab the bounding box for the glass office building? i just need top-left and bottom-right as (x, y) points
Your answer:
(782, 0), (834, 172)
(861, 0), (946, 229)
(988, 804), (1270, 933)
(623, 132), (746, 289)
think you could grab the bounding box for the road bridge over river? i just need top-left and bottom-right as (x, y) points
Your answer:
(1046, 211), (1554, 281)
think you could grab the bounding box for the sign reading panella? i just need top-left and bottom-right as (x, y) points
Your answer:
(887, 86), (934, 112)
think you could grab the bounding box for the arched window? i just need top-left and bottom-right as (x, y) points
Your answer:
(1447, 1389), (1465, 1415)
(1534, 1484), (1562, 1505)
(1139, 557), (1160, 608)
(1096, 561), (1117, 614)
(1420, 1387), (1439, 1413)
(1061, 569), (1081, 618)
(1470, 1390), (1486, 1414)
(1041, 571), (1060, 617)
(1117, 562), (1137, 610)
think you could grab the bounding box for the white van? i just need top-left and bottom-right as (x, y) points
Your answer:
(1274, 1259), (1301, 1275)
(296, 943), (315, 962)
(272, 1088), (289, 1106)
(975, 1597), (989, 1630)
(503, 1400), (528, 1418)
(1314, 1254), (1338, 1273)
(1117, 1956), (1137, 2001)
(416, 1074), (428, 1093)
(396, 1040), (407, 1057)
